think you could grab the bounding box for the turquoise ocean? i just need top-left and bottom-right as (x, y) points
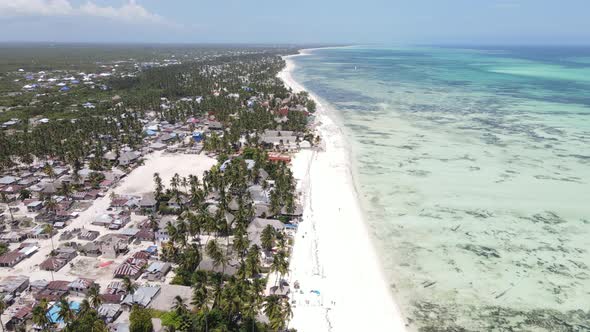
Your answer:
(289, 46), (590, 331)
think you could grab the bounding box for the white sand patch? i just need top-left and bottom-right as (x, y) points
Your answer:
(116, 151), (217, 195)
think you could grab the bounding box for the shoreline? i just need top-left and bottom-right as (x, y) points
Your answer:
(281, 49), (408, 331)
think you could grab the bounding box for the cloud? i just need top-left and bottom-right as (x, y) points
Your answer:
(0, 0), (166, 24)
(78, 0), (164, 24)
(0, 0), (73, 16)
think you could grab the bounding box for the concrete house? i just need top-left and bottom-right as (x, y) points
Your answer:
(39, 247), (77, 272)
(0, 275), (29, 296)
(118, 151), (139, 166)
(34, 280), (70, 301)
(98, 303), (122, 323)
(26, 201), (43, 212)
(121, 286), (161, 308)
(139, 193), (157, 213)
(0, 250), (26, 267)
(145, 261), (171, 281)
(69, 278), (96, 295)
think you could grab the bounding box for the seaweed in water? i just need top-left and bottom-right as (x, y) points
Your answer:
(411, 301), (590, 332)
(465, 209), (494, 219)
(457, 244), (501, 258)
(525, 211), (567, 225)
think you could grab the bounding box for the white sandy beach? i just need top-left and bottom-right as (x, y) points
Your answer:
(280, 53), (408, 331)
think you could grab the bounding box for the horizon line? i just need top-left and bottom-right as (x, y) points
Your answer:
(0, 41), (589, 46)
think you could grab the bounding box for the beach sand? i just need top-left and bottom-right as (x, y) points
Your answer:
(280, 53), (408, 331)
(116, 150), (217, 195)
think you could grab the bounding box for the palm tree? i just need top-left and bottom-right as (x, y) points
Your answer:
(43, 163), (55, 179)
(260, 225), (275, 252)
(189, 185), (205, 210)
(153, 172), (164, 200)
(181, 176), (189, 193)
(57, 295), (75, 326)
(263, 295), (284, 331)
(32, 299), (50, 331)
(148, 214), (159, 244)
(175, 218), (188, 248)
(87, 284), (102, 309)
(282, 294), (293, 321)
(206, 240), (227, 274)
(122, 276), (137, 295)
(170, 173), (180, 193)
(172, 295), (188, 316)
(269, 190), (281, 215)
(263, 294), (292, 331)
(232, 229), (250, 262)
(0, 193), (13, 224)
(71, 168), (82, 184)
(148, 214), (159, 232)
(78, 299), (92, 317)
(181, 242), (201, 272)
(59, 182), (72, 201)
(242, 289), (260, 332)
(43, 224), (55, 249)
(200, 304), (210, 332)
(270, 250), (289, 288)
(245, 245), (262, 278)
(44, 197), (58, 215)
(191, 279), (209, 311)
(184, 211), (201, 241)
(166, 221), (180, 246)
(18, 189), (31, 201)
(43, 224), (56, 281)
(189, 174), (201, 191)
(0, 299), (6, 332)
(161, 241), (178, 263)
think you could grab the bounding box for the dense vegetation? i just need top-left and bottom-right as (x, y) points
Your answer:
(149, 149), (296, 330)
(0, 45), (301, 171)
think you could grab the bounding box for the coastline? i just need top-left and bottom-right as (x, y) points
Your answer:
(280, 50), (408, 331)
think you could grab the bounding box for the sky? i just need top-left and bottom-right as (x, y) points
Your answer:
(0, 0), (589, 45)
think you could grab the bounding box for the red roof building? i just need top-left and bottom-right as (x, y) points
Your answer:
(113, 257), (147, 279)
(268, 153), (291, 163)
(0, 250), (26, 267)
(39, 257), (67, 272)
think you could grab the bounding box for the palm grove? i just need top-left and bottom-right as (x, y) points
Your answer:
(150, 150), (297, 331)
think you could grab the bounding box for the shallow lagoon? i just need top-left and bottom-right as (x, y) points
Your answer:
(291, 46), (590, 331)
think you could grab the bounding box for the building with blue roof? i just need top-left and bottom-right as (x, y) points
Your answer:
(192, 131), (203, 142)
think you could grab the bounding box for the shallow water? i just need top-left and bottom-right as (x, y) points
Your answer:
(290, 46), (590, 331)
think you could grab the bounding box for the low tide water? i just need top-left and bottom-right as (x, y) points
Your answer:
(290, 46), (590, 331)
